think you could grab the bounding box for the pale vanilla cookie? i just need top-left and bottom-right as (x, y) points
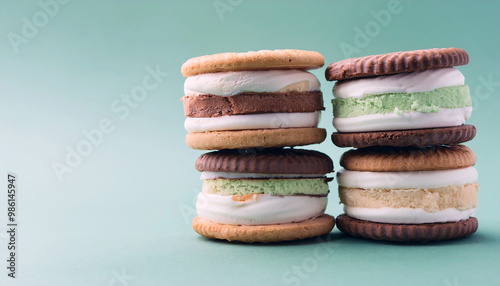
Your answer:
(186, 128), (326, 150)
(182, 49), (324, 77)
(193, 215), (335, 243)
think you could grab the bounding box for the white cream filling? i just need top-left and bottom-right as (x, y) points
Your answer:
(333, 107), (471, 132)
(200, 172), (324, 180)
(333, 68), (465, 99)
(344, 206), (477, 224)
(337, 167), (478, 189)
(185, 69), (321, 97)
(185, 111), (320, 133)
(196, 193), (327, 225)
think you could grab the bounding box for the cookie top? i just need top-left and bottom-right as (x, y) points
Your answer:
(196, 148), (334, 174)
(325, 48), (469, 81)
(332, 125), (477, 148)
(182, 49), (325, 77)
(340, 145), (475, 172)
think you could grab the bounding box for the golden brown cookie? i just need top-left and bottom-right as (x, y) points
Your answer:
(336, 214), (478, 243)
(340, 145), (476, 172)
(192, 215), (335, 243)
(325, 48), (469, 81)
(186, 128), (326, 150)
(182, 49), (325, 77)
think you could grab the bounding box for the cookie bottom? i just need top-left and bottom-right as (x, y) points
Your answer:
(336, 214), (478, 243)
(186, 127), (326, 150)
(192, 214), (335, 243)
(332, 125), (476, 148)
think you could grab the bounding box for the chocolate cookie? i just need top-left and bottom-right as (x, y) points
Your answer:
(340, 144), (476, 172)
(196, 148), (334, 174)
(331, 125), (476, 148)
(325, 48), (469, 81)
(336, 215), (478, 243)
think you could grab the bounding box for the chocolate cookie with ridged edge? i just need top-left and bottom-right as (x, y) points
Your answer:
(186, 128), (326, 150)
(325, 47), (469, 81)
(340, 144), (476, 172)
(332, 125), (476, 148)
(183, 91), (324, 117)
(336, 215), (478, 243)
(193, 214), (335, 243)
(196, 148), (333, 174)
(182, 49), (324, 77)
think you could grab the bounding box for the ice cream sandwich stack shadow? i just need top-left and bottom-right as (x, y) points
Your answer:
(181, 50), (336, 243)
(325, 48), (479, 242)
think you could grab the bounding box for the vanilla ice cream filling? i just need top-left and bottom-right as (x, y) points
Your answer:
(333, 107), (471, 132)
(185, 69), (321, 97)
(333, 68), (465, 99)
(337, 167), (478, 189)
(344, 206), (477, 224)
(185, 111), (320, 133)
(196, 193), (327, 225)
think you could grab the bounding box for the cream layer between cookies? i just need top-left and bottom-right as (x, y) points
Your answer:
(333, 107), (471, 132)
(185, 111), (320, 133)
(337, 167), (478, 189)
(333, 68), (465, 99)
(196, 193), (327, 225)
(344, 206), (477, 224)
(184, 69), (321, 97)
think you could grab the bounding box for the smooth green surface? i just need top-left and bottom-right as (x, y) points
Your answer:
(332, 85), (471, 117)
(203, 179), (330, 196)
(0, 1), (499, 286)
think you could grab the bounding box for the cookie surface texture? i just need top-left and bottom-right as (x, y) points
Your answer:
(196, 148), (333, 174)
(325, 47), (469, 81)
(186, 128), (326, 150)
(336, 215), (478, 243)
(331, 125), (476, 148)
(193, 215), (335, 243)
(182, 49), (325, 76)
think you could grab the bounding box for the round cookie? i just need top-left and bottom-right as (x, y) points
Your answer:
(193, 215), (335, 243)
(336, 215), (478, 243)
(196, 148), (334, 174)
(183, 91), (324, 117)
(182, 49), (325, 77)
(186, 128), (326, 150)
(325, 47), (469, 81)
(339, 145), (476, 172)
(332, 125), (476, 148)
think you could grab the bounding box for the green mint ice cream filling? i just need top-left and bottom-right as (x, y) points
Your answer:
(332, 85), (471, 118)
(202, 178), (329, 196)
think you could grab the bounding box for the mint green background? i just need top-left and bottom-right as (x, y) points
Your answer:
(0, 1), (499, 285)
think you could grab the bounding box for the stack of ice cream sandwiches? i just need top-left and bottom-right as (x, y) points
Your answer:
(181, 49), (335, 243)
(325, 48), (479, 242)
